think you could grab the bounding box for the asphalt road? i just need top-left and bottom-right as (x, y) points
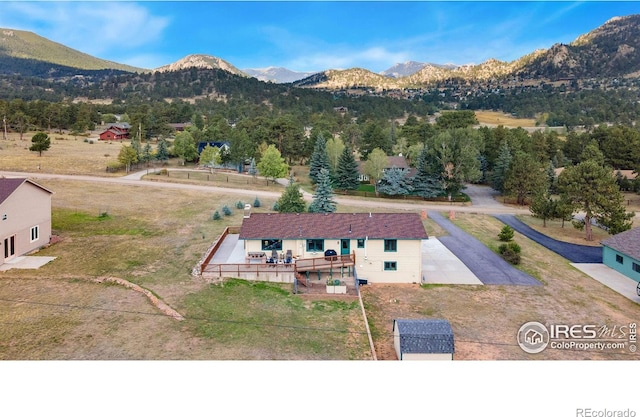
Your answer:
(428, 212), (542, 286)
(493, 214), (603, 263)
(0, 170), (531, 215)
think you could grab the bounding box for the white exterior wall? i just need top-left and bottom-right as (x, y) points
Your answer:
(400, 353), (453, 361)
(0, 182), (52, 266)
(244, 237), (422, 283)
(354, 239), (422, 283)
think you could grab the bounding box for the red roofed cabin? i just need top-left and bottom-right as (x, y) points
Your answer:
(99, 123), (131, 141)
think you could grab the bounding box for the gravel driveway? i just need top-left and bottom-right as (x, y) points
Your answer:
(428, 212), (541, 286)
(493, 215), (603, 263)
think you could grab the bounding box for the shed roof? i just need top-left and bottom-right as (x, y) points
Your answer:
(601, 227), (640, 261)
(394, 319), (454, 355)
(239, 212), (428, 240)
(0, 178), (53, 205)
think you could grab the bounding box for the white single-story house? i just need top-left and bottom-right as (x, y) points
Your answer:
(393, 318), (455, 360)
(238, 212), (428, 283)
(601, 227), (640, 283)
(0, 178), (53, 267)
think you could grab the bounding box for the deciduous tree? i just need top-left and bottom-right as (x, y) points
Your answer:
(257, 144), (289, 184)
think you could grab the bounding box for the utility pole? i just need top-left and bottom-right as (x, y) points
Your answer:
(2, 114), (7, 141)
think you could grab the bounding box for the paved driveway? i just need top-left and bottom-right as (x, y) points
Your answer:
(493, 215), (602, 263)
(428, 212), (541, 286)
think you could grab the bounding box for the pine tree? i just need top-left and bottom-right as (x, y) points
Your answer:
(141, 142), (152, 165)
(378, 168), (413, 195)
(412, 145), (443, 198)
(334, 146), (360, 191)
(491, 141), (512, 193)
(308, 168), (337, 213)
(276, 175), (306, 213)
(156, 138), (169, 163)
(309, 134), (330, 184)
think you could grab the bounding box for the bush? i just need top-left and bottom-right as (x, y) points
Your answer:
(498, 225), (514, 241)
(235, 201), (244, 209)
(499, 242), (521, 264)
(272, 201), (280, 211)
(253, 197), (261, 208)
(212, 211), (221, 220)
(222, 205), (232, 216)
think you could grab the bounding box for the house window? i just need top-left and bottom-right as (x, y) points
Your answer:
(384, 239), (397, 252)
(261, 239), (282, 251)
(306, 239), (324, 252)
(384, 261), (397, 271)
(357, 239), (365, 248)
(616, 254), (624, 264)
(30, 226), (39, 242)
(633, 262), (640, 273)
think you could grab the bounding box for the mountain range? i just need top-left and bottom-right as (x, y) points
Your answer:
(1, 14), (640, 87)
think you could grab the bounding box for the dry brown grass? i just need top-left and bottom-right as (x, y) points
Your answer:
(0, 179), (372, 359)
(0, 132), (131, 176)
(362, 212), (640, 360)
(475, 110), (537, 128)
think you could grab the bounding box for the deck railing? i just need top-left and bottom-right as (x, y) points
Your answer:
(199, 226), (242, 274)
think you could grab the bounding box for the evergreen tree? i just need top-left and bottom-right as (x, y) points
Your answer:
(308, 168), (337, 213)
(140, 142), (152, 165)
(530, 190), (557, 227)
(309, 134), (330, 184)
(504, 151), (547, 205)
(248, 157), (258, 176)
(334, 146), (360, 191)
(276, 175), (306, 213)
(412, 145), (443, 198)
(558, 144), (633, 241)
(491, 141), (512, 193)
(156, 138), (169, 163)
(378, 168), (413, 196)
(29, 132), (51, 157)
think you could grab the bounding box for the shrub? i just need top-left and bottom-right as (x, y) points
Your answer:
(222, 205), (232, 216)
(212, 211), (221, 220)
(235, 201), (244, 209)
(498, 225), (514, 241)
(272, 201), (280, 211)
(253, 197), (261, 208)
(499, 242), (521, 264)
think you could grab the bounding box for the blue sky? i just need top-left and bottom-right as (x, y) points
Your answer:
(1, 1), (639, 72)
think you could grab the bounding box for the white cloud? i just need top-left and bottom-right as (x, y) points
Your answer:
(0, 2), (169, 59)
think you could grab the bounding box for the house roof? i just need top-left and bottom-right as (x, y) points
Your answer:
(0, 178), (53, 205)
(601, 227), (640, 261)
(239, 212), (428, 240)
(357, 156), (409, 175)
(393, 319), (455, 355)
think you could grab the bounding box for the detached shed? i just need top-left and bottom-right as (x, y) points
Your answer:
(393, 319), (454, 360)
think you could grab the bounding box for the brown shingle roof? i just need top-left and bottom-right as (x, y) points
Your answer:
(601, 227), (640, 261)
(239, 212), (428, 240)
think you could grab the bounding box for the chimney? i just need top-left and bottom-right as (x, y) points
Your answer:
(243, 204), (252, 218)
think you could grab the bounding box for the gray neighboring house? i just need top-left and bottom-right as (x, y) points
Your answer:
(601, 228), (640, 283)
(393, 319), (455, 360)
(0, 178), (53, 267)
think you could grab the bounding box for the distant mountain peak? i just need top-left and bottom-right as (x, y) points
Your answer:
(154, 54), (246, 76)
(242, 67), (317, 83)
